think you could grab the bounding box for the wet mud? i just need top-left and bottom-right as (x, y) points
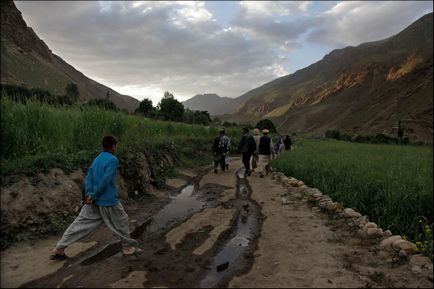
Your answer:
(19, 166), (264, 288)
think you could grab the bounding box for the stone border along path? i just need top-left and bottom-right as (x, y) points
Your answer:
(271, 171), (433, 279)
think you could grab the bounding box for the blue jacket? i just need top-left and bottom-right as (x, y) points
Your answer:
(85, 151), (119, 206)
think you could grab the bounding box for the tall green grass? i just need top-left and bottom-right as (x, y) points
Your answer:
(272, 139), (433, 242)
(0, 97), (240, 174)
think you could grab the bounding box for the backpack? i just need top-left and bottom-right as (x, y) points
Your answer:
(218, 136), (229, 153)
(212, 136), (221, 153)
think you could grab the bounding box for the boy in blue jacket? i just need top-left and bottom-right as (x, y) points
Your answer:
(50, 135), (142, 259)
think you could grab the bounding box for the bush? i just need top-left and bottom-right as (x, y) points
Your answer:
(255, 119), (276, 133)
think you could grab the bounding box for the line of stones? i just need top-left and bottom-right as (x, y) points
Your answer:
(269, 171), (433, 275)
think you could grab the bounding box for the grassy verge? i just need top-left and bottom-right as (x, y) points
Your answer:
(0, 97), (241, 175)
(272, 139), (433, 258)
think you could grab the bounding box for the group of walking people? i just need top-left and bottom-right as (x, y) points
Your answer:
(212, 127), (292, 178)
(50, 130), (292, 261)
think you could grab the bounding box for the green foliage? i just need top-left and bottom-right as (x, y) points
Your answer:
(50, 212), (76, 233)
(65, 83), (79, 102)
(183, 109), (211, 125)
(1, 84), (75, 106)
(415, 218), (433, 260)
(0, 97), (241, 175)
(255, 119), (276, 133)
(84, 98), (119, 112)
(158, 91), (185, 121)
(272, 139), (433, 247)
(325, 129), (414, 145)
(135, 98), (155, 117)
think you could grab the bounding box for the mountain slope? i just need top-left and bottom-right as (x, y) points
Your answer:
(0, 1), (139, 112)
(182, 93), (255, 116)
(227, 13), (433, 142)
(182, 94), (233, 115)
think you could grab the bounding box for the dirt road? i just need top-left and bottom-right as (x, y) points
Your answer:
(1, 159), (432, 288)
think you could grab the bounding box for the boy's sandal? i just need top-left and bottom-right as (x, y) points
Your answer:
(122, 248), (144, 257)
(49, 253), (68, 261)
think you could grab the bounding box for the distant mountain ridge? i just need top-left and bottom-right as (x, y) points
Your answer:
(182, 93), (254, 116)
(0, 1), (139, 112)
(224, 12), (433, 142)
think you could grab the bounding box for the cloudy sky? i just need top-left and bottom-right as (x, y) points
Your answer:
(16, 1), (433, 104)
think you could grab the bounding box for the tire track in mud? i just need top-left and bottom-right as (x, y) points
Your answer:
(19, 164), (264, 288)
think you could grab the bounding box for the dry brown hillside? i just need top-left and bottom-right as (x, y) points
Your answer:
(225, 13), (433, 142)
(0, 1), (139, 112)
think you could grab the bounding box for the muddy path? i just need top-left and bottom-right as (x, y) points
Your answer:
(1, 159), (433, 288)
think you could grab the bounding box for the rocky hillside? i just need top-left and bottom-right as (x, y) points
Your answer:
(0, 1), (139, 112)
(227, 13), (433, 142)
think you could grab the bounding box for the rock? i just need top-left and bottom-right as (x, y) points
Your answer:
(411, 265), (422, 274)
(310, 188), (322, 194)
(399, 249), (409, 259)
(363, 222), (378, 232)
(281, 177), (290, 186)
(343, 208), (362, 219)
(313, 192), (323, 199)
(392, 239), (418, 254)
(355, 215), (368, 226)
(304, 190), (314, 197)
(281, 197), (288, 205)
(380, 235), (402, 249)
(409, 254), (433, 269)
(297, 181), (305, 187)
(383, 230), (392, 237)
(347, 220), (357, 227)
(326, 202), (337, 210)
(293, 193), (302, 199)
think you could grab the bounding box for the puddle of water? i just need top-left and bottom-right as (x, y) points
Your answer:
(200, 168), (260, 288)
(147, 185), (204, 232)
(81, 184), (204, 266)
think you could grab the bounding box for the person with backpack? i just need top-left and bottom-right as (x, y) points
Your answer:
(238, 127), (256, 177)
(251, 128), (261, 173)
(258, 129), (275, 178)
(225, 137), (231, 170)
(212, 128), (230, 174)
(50, 135), (143, 260)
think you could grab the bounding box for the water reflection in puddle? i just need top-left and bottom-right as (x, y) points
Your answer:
(200, 168), (260, 288)
(147, 185), (204, 232)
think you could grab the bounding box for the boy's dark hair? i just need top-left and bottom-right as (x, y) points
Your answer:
(102, 135), (118, 149)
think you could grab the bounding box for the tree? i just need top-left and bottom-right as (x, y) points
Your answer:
(135, 98), (155, 117)
(65, 83), (79, 103)
(255, 119), (276, 133)
(158, 91), (184, 122)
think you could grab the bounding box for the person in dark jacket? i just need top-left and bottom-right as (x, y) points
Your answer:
(284, 135), (292, 151)
(212, 128), (230, 174)
(258, 129), (275, 178)
(238, 127), (256, 177)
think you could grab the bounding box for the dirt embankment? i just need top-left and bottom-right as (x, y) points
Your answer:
(0, 151), (175, 248)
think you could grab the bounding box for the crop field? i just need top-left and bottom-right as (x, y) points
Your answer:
(0, 97), (240, 174)
(272, 139), (433, 255)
